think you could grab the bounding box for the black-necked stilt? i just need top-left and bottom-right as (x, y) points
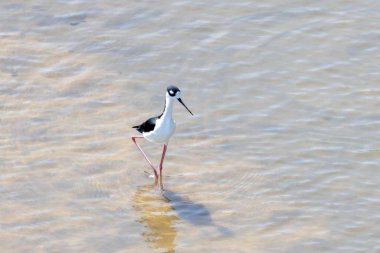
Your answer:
(132, 85), (193, 179)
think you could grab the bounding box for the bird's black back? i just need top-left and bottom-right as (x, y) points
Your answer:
(133, 115), (161, 133)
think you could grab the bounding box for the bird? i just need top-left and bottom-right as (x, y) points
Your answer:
(132, 85), (193, 179)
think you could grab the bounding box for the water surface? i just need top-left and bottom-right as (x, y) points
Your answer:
(1, 0), (380, 252)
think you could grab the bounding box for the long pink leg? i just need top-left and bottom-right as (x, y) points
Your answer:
(158, 176), (164, 192)
(131, 136), (158, 178)
(159, 144), (167, 178)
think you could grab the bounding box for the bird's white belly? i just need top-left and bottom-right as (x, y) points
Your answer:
(143, 118), (176, 144)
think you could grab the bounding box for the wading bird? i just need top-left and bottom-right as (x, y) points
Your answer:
(132, 85), (193, 179)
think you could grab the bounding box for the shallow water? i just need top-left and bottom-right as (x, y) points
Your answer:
(1, 0), (380, 252)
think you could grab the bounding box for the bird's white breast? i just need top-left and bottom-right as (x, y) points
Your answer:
(143, 117), (176, 144)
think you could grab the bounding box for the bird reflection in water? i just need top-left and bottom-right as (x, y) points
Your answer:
(133, 178), (178, 253)
(133, 178), (233, 253)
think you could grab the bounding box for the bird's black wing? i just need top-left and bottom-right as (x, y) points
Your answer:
(132, 116), (159, 133)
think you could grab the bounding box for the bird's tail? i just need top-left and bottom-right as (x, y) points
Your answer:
(132, 125), (143, 133)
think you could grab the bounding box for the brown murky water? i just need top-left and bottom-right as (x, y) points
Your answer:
(1, 1), (380, 252)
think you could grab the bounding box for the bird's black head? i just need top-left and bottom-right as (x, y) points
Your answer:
(167, 85), (180, 97)
(166, 85), (193, 115)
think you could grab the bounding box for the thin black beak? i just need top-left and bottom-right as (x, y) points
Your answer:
(177, 98), (193, 115)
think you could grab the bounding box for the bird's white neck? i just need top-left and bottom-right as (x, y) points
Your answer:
(162, 95), (174, 120)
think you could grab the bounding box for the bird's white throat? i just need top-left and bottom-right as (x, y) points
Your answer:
(162, 93), (175, 120)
